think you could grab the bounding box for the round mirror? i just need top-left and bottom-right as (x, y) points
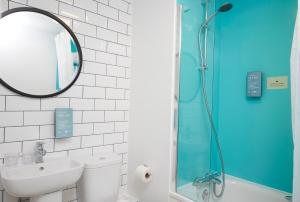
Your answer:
(0, 8), (82, 98)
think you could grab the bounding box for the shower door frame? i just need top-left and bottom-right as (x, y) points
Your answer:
(170, 2), (217, 201)
(170, 3), (182, 192)
(169, 4), (195, 202)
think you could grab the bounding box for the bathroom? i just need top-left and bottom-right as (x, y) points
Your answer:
(0, 0), (298, 202)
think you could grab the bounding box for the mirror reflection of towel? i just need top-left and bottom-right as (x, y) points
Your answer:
(55, 31), (74, 91)
(71, 39), (79, 71)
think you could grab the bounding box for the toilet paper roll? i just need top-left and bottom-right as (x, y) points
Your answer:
(135, 165), (152, 183)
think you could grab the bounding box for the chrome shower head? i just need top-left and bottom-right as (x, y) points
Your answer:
(218, 3), (233, 12)
(201, 2), (233, 28)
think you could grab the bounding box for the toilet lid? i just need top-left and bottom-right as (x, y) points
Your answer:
(77, 153), (122, 169)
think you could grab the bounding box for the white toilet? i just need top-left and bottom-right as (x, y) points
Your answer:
(76, 153), (122, 202)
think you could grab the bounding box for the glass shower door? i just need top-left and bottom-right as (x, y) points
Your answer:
(176, 0), (216, 201)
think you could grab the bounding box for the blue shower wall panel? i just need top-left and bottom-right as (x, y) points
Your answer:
(214, 0), (297, 192)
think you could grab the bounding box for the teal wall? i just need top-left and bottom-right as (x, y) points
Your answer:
(214, 0), (297, 192)
(176, 0), (297, 194)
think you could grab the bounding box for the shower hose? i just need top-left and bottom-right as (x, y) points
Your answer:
(198, 28), (225, 198)
(200, 69), (225, 198)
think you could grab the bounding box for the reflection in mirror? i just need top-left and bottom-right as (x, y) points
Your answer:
(0, 8), (82, 97)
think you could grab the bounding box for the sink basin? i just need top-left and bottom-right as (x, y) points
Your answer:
(0, 157), (84, 197)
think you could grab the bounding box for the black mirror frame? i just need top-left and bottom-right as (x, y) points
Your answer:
(0, 7), (83, 98)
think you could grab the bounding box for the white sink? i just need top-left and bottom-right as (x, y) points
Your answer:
(0, 157), (84, 201)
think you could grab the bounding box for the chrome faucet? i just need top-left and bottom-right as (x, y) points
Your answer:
(35, 142), (47, 163)
(285, 196), (292, 201)
(193, 172), (222, 187)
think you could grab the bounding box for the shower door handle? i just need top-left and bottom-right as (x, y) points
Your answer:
(174, 108), (178, 130)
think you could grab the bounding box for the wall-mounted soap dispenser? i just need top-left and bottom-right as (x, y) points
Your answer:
(247, 71), (262, 98)
(55, 108), (73, 139)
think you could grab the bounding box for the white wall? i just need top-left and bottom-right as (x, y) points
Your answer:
(292, 1), (300, 201)
(127, 0), (177, 201)
(0, 0), (132, 201)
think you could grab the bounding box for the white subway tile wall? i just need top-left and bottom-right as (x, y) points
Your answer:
(0, 0), (132, 201)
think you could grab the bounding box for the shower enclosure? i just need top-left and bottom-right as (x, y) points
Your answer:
(174, 0), (297, 201)
(175, 1), (218, 201)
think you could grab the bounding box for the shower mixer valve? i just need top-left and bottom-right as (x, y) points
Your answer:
(192, 171), (222, 187)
